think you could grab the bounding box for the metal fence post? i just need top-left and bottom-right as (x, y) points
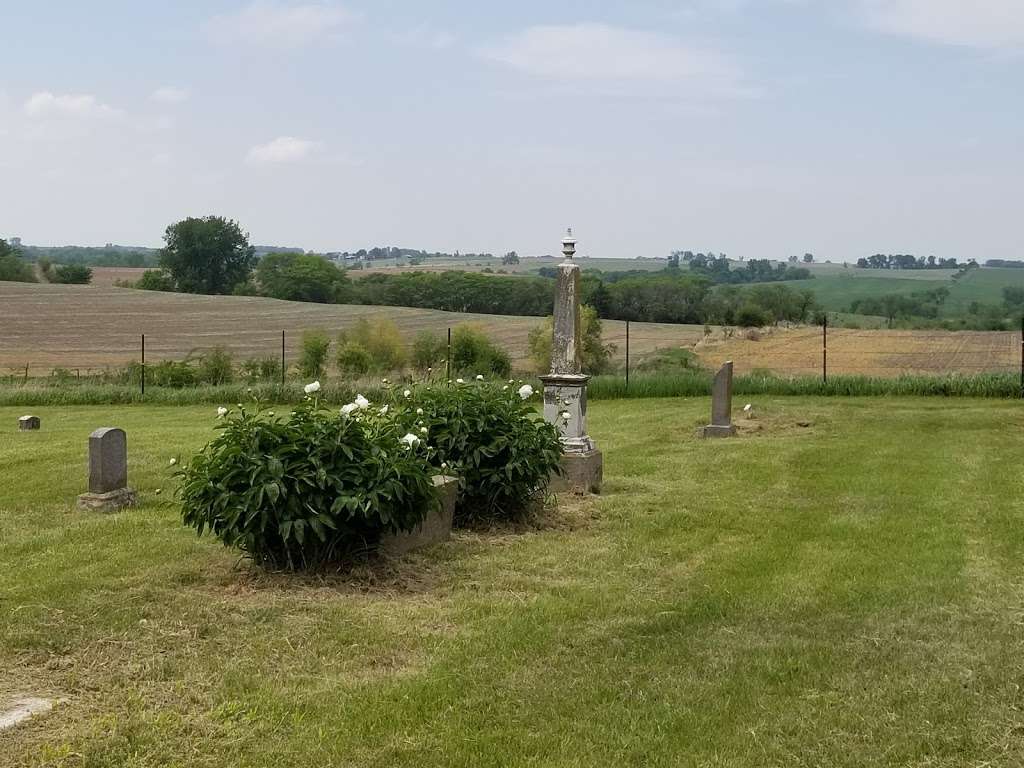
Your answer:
(281, 330), (286, 387)
(625, 320), (630, 390)
(446, 327), (452, 382)
(822, 315), (828, 384)
(1019, 316), (1023, 398)
(141, 333), (146, 396)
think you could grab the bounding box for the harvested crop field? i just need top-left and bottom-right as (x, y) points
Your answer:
(698, 326), (1021, 377)
(87, 267), (149, 287)
(0, 282), (706, 375)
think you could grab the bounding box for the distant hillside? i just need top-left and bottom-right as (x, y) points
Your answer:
(767, 267), (1024, 318)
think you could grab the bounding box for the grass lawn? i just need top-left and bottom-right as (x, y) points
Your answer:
(3, 398), (1024, 766)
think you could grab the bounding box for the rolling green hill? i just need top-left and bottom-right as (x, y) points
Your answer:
(773, 267), (1024, 317)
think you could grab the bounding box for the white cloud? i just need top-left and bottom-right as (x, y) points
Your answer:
(23, 91), (121, 119)
(205, 2), (351, 48)
(246, 136), (320, 165)
(151, 86), (189, 104)
(859, 0), (1024, 49)
(480, 23), (738, 85)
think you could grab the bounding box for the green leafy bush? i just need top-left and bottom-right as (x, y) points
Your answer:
(412, 330), (445, 372)
(735, 303), (772, 328)
(52, 264), (93, 284)
(134, 269), (177, 292)
(197, 346), (234, 385)
(338, 318), (406, 373)
(450, 325), (511, 379)
(402, 380), (562, 521)
(336, 341), (373, 376)
(241, 357), (282, 383)
(300, 330), (331, 380)
(148, 360), (198, 388)
(528, 305), (614, 374)
(178, 395), (437, 569)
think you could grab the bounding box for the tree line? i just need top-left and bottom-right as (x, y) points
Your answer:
(855, 254), (967, 270)
(119, 216), (823, 328)
(0, 239), (93, 284)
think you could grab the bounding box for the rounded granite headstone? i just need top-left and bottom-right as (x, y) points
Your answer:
(18, 415), (40, 431)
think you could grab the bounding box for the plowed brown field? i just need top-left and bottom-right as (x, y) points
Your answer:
(0, 282), (706, 375)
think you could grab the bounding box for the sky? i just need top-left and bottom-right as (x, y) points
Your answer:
(1, 0), (1023, 260)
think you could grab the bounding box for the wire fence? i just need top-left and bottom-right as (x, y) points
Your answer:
(4, 318), (1024, 394)
(620, 317), (1024, 385)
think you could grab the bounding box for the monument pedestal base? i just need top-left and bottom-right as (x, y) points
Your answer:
(77, 488), (137, 512)
(550, 449), (603, 495)
(380, 476), (458, 557)
(702, 424), (737, 439)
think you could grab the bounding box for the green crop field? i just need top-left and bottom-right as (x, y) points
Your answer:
(5, 397), (1024, 766)
(772, 267), (1024, 316)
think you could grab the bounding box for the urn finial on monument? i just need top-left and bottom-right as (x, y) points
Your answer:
(541, 228), (603, 494)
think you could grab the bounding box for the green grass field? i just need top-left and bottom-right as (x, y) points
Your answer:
(4, 398), (1024, 766)
(776, 267), (1024, 316)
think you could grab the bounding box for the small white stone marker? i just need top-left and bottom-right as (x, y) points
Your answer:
(0, 697), (54, 731)
(743, 403), (753, 413)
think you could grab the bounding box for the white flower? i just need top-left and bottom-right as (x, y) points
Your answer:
(399, 433), (421, 449)
(441, 462), (448, 469)
(503, 385), (509, 391)
(403, 389), (411, 398)
(155, 488), (162, 495)
(420, 426), (428, 434)
(217, 406), (228, 418)
(304, 380), (321, 394)
(169, 458), (177, 466)
(508, 379), (514, 384)
(416, 408), (423, 415)
(561, 411), (571, 420)
(475, 374), (484, 381)
(354, 394), (370, 409)
(341, 403), (358, 416)
(382, 378), (389, 385)
(743, 403), (753, 412)
(518, 384), (534, 400)
(268, 411), (275, 417)
(379, 405), (389, 415)
(456, 378), (465, 384)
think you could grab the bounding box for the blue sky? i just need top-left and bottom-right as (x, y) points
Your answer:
(1, 1), (1022, 260)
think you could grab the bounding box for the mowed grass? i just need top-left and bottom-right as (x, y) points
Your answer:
(3, 398), (1024, 766)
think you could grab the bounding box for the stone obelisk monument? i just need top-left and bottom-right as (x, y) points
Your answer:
(541, 229), (603, 494)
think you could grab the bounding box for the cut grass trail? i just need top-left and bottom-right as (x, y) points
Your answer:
(3, 398), (1024, 766)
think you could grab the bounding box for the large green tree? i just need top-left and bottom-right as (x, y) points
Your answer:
(0, 238), (37, 283)
(255, 252), (350, 303)
(159, 216), (255, 295)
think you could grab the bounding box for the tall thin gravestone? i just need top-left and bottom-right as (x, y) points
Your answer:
(77, 427), (137, 511)
(703, 361), (737, 438)
(541, 229), (603, 494)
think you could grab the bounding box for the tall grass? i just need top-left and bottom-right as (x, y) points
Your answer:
(590, 371), (1024, 399)
(2, 371), (1021, 406)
